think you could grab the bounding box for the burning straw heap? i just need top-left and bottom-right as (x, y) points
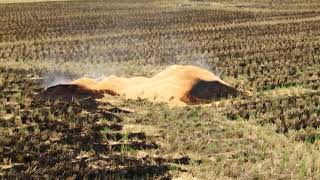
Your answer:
(37, 65), (242, 106)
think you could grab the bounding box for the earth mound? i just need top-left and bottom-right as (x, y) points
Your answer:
(37, 65), (242, 106)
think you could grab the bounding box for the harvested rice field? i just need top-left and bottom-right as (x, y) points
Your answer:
(1, 0), (320, 179)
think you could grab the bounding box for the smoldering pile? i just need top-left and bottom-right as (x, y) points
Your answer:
(35, 65), (243, 106)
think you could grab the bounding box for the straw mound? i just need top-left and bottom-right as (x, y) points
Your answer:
(38, 65), (241, 106)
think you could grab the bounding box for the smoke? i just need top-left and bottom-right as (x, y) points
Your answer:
(80, 63), (119, 81)
(174, 53), (222, 78)
(39, 60), (123, 89)
(40, 53), (222, 89)
(43, 72), (74, 88)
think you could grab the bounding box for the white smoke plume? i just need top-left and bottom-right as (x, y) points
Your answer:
(174, 53), (222, 78)
(43, 73), (74, 88)
(40, 60), (123, 89)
